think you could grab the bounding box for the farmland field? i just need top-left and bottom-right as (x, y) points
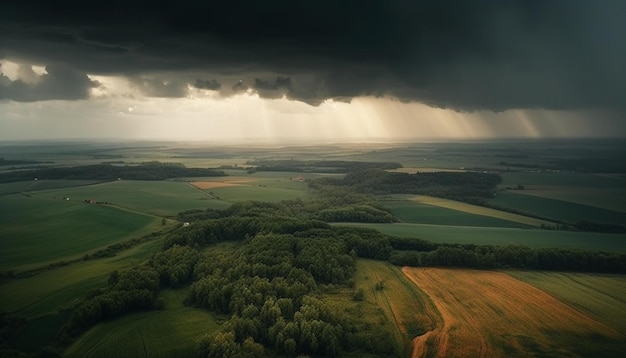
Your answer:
(510, 186), (626, 213)
(0, 193), (160, 271)
(32, 180), (231, 215)
(335, 223), (626, 252)
(490, 191), (626, 225)
(64, 289), (220, 358)
(1, 236), (166, 352)
(509, 271), (626, 334)
(409, 195), (552, 227)
(500, 172), (626, 188)
(0, 237), (165, 318)
(0, 180), (103, 195)
(203, 172), (312, 202)
(352, 260), (439, 356)
(383, 199), (532, 228)
(403, 267), (625, 357)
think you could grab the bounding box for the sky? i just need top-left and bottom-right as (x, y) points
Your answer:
(1, 0), (625, 142)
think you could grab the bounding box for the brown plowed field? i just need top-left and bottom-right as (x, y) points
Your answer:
(403, 267), (622, 358)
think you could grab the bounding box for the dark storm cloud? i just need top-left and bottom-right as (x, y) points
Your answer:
(232, 80), (248, 93)
(0, 63), (99, 101)
(194, 79), (221, 91)
(1, 0), (625, 111)
(128, 76), (188, 98)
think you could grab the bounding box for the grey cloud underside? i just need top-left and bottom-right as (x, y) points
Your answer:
(1, 0), (625, 111)
(0, 63), (98, 101)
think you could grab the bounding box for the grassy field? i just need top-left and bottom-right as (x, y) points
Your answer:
(335, 223), (626, 252)
(403, 268), (625, 357)
(0, 237), (164, 318)
(408, 195), (552, 227)
(353, 260), (439, 357)
(500, 172), (626, 188)
(204, 172), (312, 202)
(64, 288), (220, 358)
(0, 179), (103, 194)
(383, 199), (532, 228)
(490, 191), (626, 225)
(2, 236), (166, 353)
(32, 180), (231, 216)
(0, 194), (160, 271)
(504, 185), (626, 212)
(317, 259), (439, 357)
(511, 186), (626, 213)
(508, 271), (626, 335)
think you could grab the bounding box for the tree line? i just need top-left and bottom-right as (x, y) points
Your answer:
(309, 168), (501, 202)
(245, 159), (402, 173)
(0, 161), (226, 183)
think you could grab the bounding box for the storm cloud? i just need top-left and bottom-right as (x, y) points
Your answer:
(0, 63), (99, 101)
(1, 0), (625, 111)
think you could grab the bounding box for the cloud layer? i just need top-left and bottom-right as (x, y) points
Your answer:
(1, 1), (625, 111)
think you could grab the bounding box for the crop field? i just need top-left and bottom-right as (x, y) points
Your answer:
(204, 173), (312, 202)
(335, 223), (626, 252)
(383, 199), (531, 228)
(32, 180), (231, 215)
(1, 237), (165, 352)
(509, 186), (626, 213)
(403, 268), (625, 357)
(0, 237), (164, 318)
(0, 194), (159, 271)
(490, 191), (626, 225)
(64, 290), (219, 358)
(0, 180), (102, 195)
(410, 195), (552, 227)
(508, 271), (626, 334)
(500, 172), (626, 188)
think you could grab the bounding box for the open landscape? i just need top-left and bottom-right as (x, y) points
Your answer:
(0, 139), (624, 357)
(2, 3), (626, 356)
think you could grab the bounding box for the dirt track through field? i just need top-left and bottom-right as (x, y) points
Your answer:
(403, 267), (621, 358)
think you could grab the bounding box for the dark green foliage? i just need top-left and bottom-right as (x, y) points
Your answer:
(149, 245), (200, 286)
(246, 159), (402, 173)
(0, 313), (27, 346)
(311, 168), (501, 202)
(61, 265), (160, 338)
(0, 162), (225, 183)
(389, 243), (626, 273)
(316, 205), (396, 223)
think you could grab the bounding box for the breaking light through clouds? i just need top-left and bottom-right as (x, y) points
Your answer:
(1, 1), (625, 141)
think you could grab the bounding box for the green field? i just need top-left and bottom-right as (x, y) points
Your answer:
(0, 237), (164, 318)
(1, 236), (166, 353)
(0, 194), (159, 271)
(500, 172), (626, 188)
(352, 259), (438, 356)
(64, 289), (220, 358)
(335, 223), (626, 252)
(512, 186), (626, 213)
(508, 271), (626, 334)
(33, 180), (231, 216)
(315, 259), (438, 357)
(490, 191), (626, 225)
(384, 199), (532, 228)
(0, 179), (103, 195)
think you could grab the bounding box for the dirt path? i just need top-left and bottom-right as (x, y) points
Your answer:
(403, 267), (621, 358)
